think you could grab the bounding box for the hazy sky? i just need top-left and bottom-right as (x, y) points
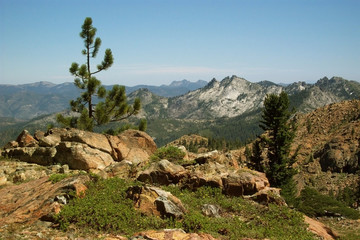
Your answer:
(0, 0), (359, 86)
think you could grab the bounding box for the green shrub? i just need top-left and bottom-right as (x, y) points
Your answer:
(150, 145), (185, 163)
(295, 187), (360, 220)
(55, 177), (316, 239)
(54, 178), (174, 235)
(165, 186), (316, 240)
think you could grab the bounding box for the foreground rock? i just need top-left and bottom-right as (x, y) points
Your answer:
(127, 185), (187, 219)
(0, 175), (90, 225)
(2, 128), (157, 172)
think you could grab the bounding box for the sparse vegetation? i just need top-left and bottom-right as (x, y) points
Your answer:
(150, 146), (185, 163)
(55, 177), (316, 239)
(49, 173), (71, 183)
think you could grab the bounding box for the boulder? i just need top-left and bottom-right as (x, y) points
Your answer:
(201, 204), (222, 218)
(35, 129), (62, 147)
(246, 187), (287, 206)
(60, 128), (113, 154)
(127, 185), (186, 219)
(222, 170), (269, 196)
(0, 174), (90, 225)
(16, 130), (38, 147)
(108, 129), (157, 164)
(55, 142), (114, 171)
(130, 229), (219, 240)
(137, 159), (188, 185)
(99, 161), (136, 179)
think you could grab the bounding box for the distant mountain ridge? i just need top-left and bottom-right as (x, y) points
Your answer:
(129, 75), (360, 120)
(0, 79), (208, 120)
(1, 75), (360, 147)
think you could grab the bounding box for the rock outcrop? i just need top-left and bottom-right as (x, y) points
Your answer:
(0, 175), (90, 225)
(2, 128), (157, 172)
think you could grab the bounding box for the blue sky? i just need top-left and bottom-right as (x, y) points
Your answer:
(0, 0), (359, 86)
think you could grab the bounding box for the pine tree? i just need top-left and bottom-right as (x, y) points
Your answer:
(259, 91), (296, 187)
(57, 17), (142, 131)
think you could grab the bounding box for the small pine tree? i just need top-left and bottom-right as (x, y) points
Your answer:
(57, 17), (142, 131)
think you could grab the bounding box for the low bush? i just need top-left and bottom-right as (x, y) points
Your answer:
(295, 187), (360, 220)
(55, 178), (316, 239)
(54, 178), (174, 235)
(150, 145), (185, 163)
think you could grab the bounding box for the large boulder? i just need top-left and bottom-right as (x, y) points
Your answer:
(59, 128), (113, 155)
(55, 142), (114, 171)
(137, 159), (188, 185)
(127, 185), (187, 219)
(222, 170), (269, 196)
(108, 129), (157, 164)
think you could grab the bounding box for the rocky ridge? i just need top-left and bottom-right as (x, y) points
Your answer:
(131, 76), (360, 120)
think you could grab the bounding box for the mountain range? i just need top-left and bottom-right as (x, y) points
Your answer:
(0, 75), (359, 147)
(0, 79), (208, 120)
(130, 75), (360, 120)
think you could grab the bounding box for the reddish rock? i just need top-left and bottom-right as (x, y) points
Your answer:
(304, 216), (339, 240)
(108, 129), (157, 164)
(132, 229), (219, 240)
(16, 130), (38, 147)
(222, 170), (269, 196)
(0, 174), (90, 225)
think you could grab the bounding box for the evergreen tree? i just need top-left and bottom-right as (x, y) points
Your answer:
(57, 17), (141, 131)
(259, 91), (296, 187)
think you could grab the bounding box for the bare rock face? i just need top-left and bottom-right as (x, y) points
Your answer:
(0, 175), (90, 225)
(2, 128), (157, 172)
(127, 185), (187, 219)
(131, 229), (219, 240)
